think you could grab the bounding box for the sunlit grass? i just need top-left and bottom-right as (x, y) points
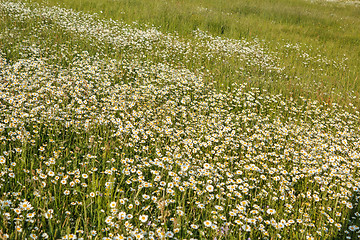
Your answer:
(29, 0), (360, 107)
(0, 0), (360, 239)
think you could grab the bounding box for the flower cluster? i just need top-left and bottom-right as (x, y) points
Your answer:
(0, 0), (359, 239)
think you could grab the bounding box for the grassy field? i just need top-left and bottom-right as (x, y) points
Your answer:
(0, 0), (360, 239)
(30, 0), (360, 107)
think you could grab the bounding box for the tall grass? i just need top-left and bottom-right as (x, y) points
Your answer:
(29, 0), (360, 108)
(0, 0), (360, 239)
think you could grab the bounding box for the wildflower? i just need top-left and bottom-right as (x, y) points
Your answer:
(349, 225), (359, 231)
(191, 224), (198, 229)
(30, 233), (38, 239)
(198, 203), (205, 209)
(206, 185), (214, 192)
(266, 209), (276, 215)
(165, 231), (174, 238)
(204, 220), (212, 227)
(19, 201), (33, 211)
(176, 210), (184, 216)
(139, 214), (148, 223)
(14, 208), (21, 214)
(242, 225), (251, 231)
(215, 205), (224, 211)
(15, 225), (22, 232)
(44, 212), (53, 219)
(118, 211), (126, 220)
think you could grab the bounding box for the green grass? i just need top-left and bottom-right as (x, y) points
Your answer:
(29, 0), (360, 107)
(1, 0), (360, 239)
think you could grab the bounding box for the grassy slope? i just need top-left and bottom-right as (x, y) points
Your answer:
(30, 0), (360, 107)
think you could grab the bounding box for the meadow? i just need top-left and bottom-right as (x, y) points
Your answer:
(0, 0), (360, 239)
